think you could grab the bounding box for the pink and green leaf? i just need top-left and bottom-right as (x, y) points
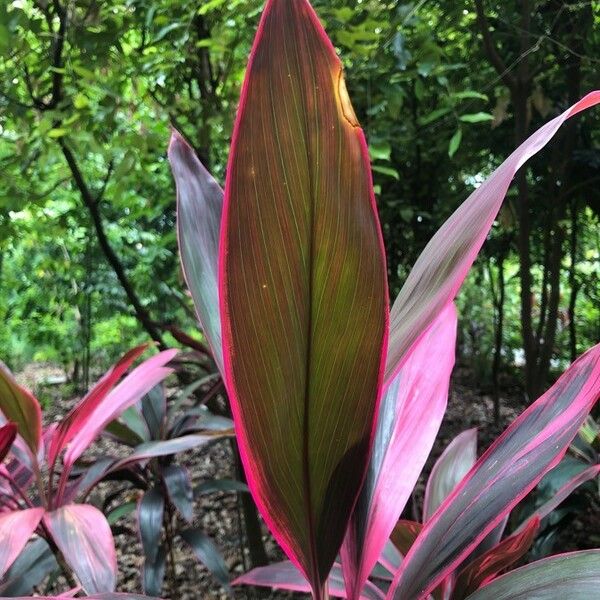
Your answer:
(0, 362), (42, 454)
(423, 428), (477, 522)
(49, 344), (149, 468)
(170, 130), (224, 373)
(341, 304), (456, 597)
(43, 504), (117, 593)
(0, 508), (45, 578)
(62, 349), (178, 468)
(462, 550), (600, 600)
(387, 343), (600, 599)
(385, 91), (600, 383)
(218, 0), (388, 593)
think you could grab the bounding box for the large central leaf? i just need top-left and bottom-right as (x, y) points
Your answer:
(219, 0), (388, 593)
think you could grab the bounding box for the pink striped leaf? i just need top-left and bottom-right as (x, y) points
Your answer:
(387, 343), (600, 599)
(423, 428), (477, 522)
(48, 344), (149, 468)
(44, 504), (117, 593)
(63, 349), (178, 468)
(452, 517), (540, 600)
(218, 0), (388, 595)
(385, 91), (600, 383)
(515, 463), (600, 534)
(234, 561), (385, 600)
(0, 423), (17, 464)
(0, 362), (42, 454)
(169, 130), (224, 373)
(463, 550), (600, 600)
(341, 304), (456, 598)
(0, 508), (45, 578)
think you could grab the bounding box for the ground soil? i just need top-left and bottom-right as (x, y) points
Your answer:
(12, 360), (599, 599)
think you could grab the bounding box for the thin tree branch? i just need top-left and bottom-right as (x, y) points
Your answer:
(58, 138), (166, 348)
(473, 0), (517, 90)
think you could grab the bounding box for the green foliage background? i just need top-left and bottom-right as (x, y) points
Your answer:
(0, 0), (599, 392)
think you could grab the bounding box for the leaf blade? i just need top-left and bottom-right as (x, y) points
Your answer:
(218, 0), (388, 590)
(0, 508), (45, 578)
(44, 504), (117, 593)
(170, 131), (224, 372)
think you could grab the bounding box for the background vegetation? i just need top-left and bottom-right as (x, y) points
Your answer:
(1, 0), (599, 407)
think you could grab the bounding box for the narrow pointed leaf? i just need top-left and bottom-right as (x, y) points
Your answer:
(385, 91), (600, 383)
(388, 343), (600, 599)
(463, 551), (600, 600)
(219, 0), (388, 590)
(180, 528), (230, 589)
(515, 463), (600, 534)
(138, 487), (164, 567)
(162, 464), (194, 522)
(170, 130), (224, 372)
(44, 504), (117, 593)
(0, 423), (17, 464)
(342, 304), (456, 597)
(423, 428), (477, 522)
(141, 385), (167, 439)
(63, 349), (178, 467)
(234, 561), (385, 599)
(452, 517), (540, 600)
(73, 434), (226, 500)
(143, 545), (167, 596)
(0, 508), (45, 578)
(49, 344), (148, 467)
(0, 362), (42, 453)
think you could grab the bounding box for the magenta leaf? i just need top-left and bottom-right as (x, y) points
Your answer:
(0, 508), (45, 578)
(341, 304), (457, 598)
(169, 130), (224, 373)
(387, 343), (600, 599)
(234, 561), (385, 599)
(423, 428), (477, 522)
(44, 504), (117, 593)
(63, 349), (178, 468)
(385, 91), (600, 383)
(48, 344), (149, 468)
(462, 550), (600, 599)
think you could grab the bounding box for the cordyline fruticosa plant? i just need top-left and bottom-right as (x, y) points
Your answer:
(169, 0), (600, 598)
(0, 345), (176, 595)
(102, 382), (234, 595)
